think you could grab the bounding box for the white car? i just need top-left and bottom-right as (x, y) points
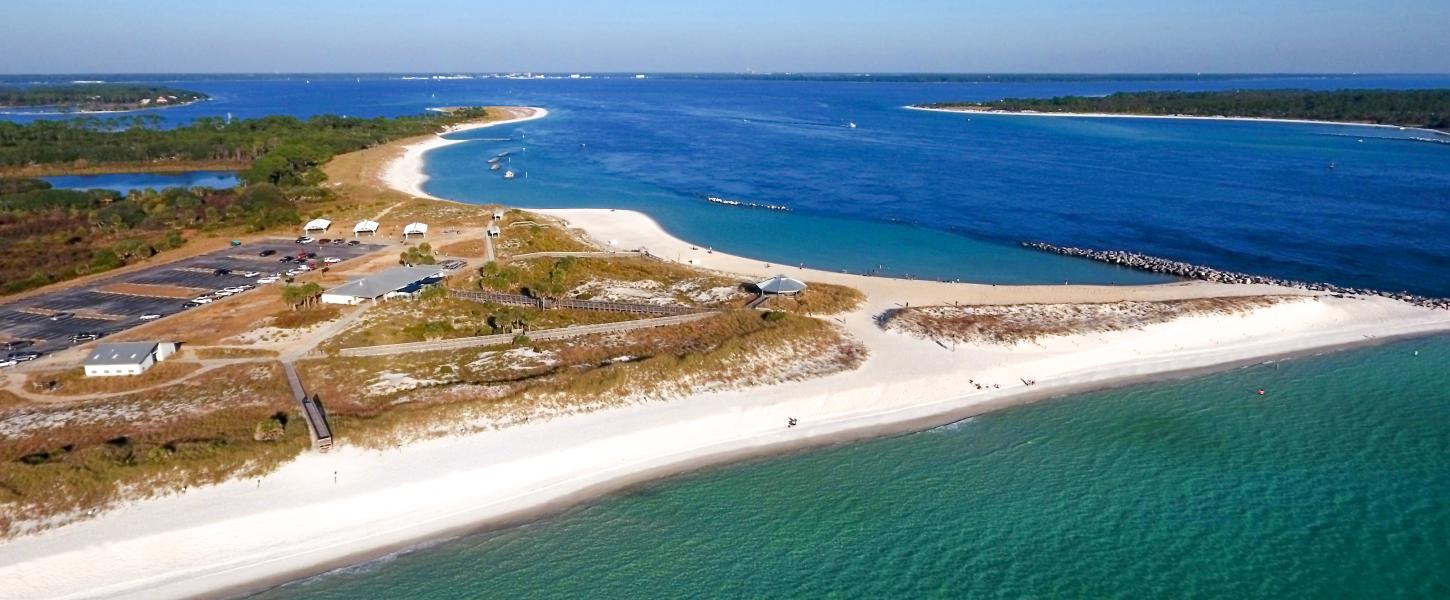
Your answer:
(193, 297), (215, 304)
(0, 359), (18, 369)
(257, 276), (280, 284)
(222, 286), (244, 293)
(323, 257), (342, 264)
(139, 314), (162, 321)
(295, 264), (313, 272)
(213, 290), (235, 297)
(297, 237), (315, 244)
(239, 271), (261, 278)
(285, 269), (301, 277)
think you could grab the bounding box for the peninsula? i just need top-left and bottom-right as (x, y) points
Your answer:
(0, 85), (208, 113)
(916, 89), (1450, 132)
(1, 107), (1448, 600)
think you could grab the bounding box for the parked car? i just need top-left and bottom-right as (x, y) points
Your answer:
(346, 240), (360, 247)
(257, 276), (280, 284)
(70, 332), (103, 342)
(296, 236), (315, 244)
(139, 314), (162, 320)
(240, 271), (261, 278)
(8, 351), (42, 362)
(181, 301), (201, 308)
(330, 239), (344, 245)
(214, 290), (235, 297)
(259, 249), (277, 257)
(279, 256), (295, 263)
(0, 359), (18, 369)
(213, 268), (232, 276)
(302, 252), (317, 259)
(318, 238), (332, 244)
(48, 312), (73, 321)
(323, 257), (342, 264)
(193, 296), (215, 304)
(4, 340), (34, 351)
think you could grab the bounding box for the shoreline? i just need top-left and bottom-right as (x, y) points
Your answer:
(906, 105), (1450, 137)
(4, 106), (1450, 600)
(381, 106), (550, 200)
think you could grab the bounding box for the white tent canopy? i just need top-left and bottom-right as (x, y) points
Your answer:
(403, 222), (429, 237)
(756, 274), (807, 295)
(304, 218), (332, 232)
(353, 220), (380, 235)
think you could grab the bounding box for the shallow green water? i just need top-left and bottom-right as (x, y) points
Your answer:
(251, 337), (1450, 599)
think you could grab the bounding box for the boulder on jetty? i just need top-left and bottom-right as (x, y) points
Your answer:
(1021, 242), (1450, 310)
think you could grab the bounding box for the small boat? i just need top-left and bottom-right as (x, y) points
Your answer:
(504, 170), (516, 179)
(490, 163), (501, 171)
(847, 121), (857, 128)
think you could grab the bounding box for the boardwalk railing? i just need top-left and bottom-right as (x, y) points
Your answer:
(339, 312), (715, 357)
(282, 361), (333, 451)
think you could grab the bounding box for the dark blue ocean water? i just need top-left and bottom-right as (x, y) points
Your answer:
(5, 75), (1449, 598)
(5, 74), (1448, 293)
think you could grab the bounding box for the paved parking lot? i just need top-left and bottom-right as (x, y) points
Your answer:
(1, 238), (385, 353)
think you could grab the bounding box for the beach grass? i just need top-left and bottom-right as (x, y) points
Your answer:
(24, 361), (203, 397)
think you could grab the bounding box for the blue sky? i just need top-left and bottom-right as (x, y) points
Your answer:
(2, 0), (1447, 73)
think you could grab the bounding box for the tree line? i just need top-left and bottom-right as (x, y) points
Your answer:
(0, 85), (207, 110)
(922, 89), (1450, 131)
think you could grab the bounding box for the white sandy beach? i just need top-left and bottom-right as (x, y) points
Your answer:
(380, 106), (550, 200)
(3, 107), (1450, 600)
(907, 105), (1450, 137)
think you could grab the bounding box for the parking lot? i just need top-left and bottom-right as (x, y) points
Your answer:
(1, 238), (385, 353)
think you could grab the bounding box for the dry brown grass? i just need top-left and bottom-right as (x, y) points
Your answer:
(300, 310), (865, 447)
(269, 306), (343, 329)
(437, 238), (490, 258)
(495, 212), (596, 257)
(758, 282), (865, 315)
(487, 256), (745, 307)
(0, 363), (302, 537)
(110, 283), (291, 345)
(882, 296), (1294, 345)
(25, 361), (203, 397)
(191, 347), (279, 360)
(321, 295), (640, 351)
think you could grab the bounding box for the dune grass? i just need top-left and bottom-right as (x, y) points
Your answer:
(882, 296), (1293, 345)
(0, 363), (301, 537)
(25, 361), (203, 397)
(761, 282), (865, 315)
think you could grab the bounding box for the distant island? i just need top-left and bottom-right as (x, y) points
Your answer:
(917, 89), (1450, 132)
(0, 84), (209, 113)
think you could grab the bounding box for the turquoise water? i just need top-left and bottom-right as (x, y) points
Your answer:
(250, 336), (1450, 599)
(41, 170), (239, 194)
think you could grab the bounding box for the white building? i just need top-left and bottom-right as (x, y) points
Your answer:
(304, 218), (332, 233)
(353, 220), (380, 236)
(83, 342), (177, 377)
(403, 222), (429, 238)
(320, 266), (443, 305)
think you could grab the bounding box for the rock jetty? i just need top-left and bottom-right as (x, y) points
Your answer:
(1022, 242), (1450, 310)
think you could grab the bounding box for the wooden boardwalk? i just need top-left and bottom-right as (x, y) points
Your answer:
(282, 360), (333, 451)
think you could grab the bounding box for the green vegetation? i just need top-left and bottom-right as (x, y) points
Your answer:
(921, 89), (1450, 131)
(280, 282), (324, 310)
(0, 85), (207, 111)
(399, 242), (437, 265)
(0, 178), (295, 295)
(0, 108), (490, 172)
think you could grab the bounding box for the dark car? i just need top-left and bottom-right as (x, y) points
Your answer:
(181, 301), (201, 308)
(4, 340), (34, 351)
(259, 249), (277, 257)
(318, 238), (332, 244)
(303, 252), (317, 259)
(48, 312), (73, 321)
(70, 332), (104, 342)
(213, 268), (232, 276)
(346, 240), (360, 247)
(279, 255), (295, 263)
(8, 351), (42, 362)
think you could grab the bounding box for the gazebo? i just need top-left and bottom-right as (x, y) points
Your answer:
(304, 218), (332, 233)
(353, 220), (380, 237)
(403, 222), (429, 239)
(756, 274), (807, 295)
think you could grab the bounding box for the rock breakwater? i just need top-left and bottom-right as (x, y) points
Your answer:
(1023, 242), (1450, 310)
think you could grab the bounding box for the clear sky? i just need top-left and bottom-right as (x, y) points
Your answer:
(2, 0), (1447, 74)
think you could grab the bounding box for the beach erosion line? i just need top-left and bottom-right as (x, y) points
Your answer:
(7, 106), (1450, 600)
